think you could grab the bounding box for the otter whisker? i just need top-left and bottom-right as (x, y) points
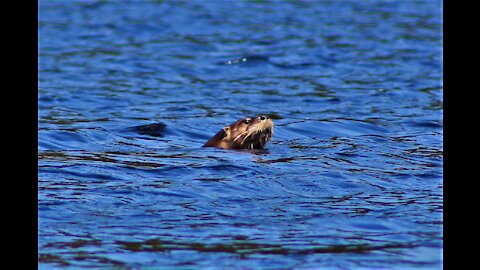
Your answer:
(240, 128), (260, 145)
(233, 131), (249, 143)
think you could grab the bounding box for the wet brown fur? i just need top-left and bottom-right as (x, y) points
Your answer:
(203, 115), (274, 150)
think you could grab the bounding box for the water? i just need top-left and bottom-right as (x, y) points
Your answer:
(38, 0), (443, 269)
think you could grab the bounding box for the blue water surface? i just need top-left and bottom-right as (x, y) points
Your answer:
(38, 0), (443, 269)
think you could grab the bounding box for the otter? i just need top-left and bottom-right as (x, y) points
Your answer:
(203, 115), (274, 150)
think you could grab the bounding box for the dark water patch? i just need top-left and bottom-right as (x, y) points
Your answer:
(38, 254), (71, 267)
(255, 156), (319, 164)
(116, 237), (416, 255)
(43, 239), (102, 249)
(127, 122), (167, 137)
(39, 252), (126, 269)
(403, 146), (443, 159)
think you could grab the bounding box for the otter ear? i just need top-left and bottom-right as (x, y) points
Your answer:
(221, 127), (230, 139)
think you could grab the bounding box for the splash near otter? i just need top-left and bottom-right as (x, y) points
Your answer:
(203, 115), (274, 150)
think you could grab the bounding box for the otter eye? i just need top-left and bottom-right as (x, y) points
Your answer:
(243, 118), (251, 124)
(260, 115), (266, 120)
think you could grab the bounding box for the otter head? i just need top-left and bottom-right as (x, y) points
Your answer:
(203, 115), (274, 150)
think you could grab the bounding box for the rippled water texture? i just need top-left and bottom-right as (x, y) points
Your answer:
(38, 1), (443, 269)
